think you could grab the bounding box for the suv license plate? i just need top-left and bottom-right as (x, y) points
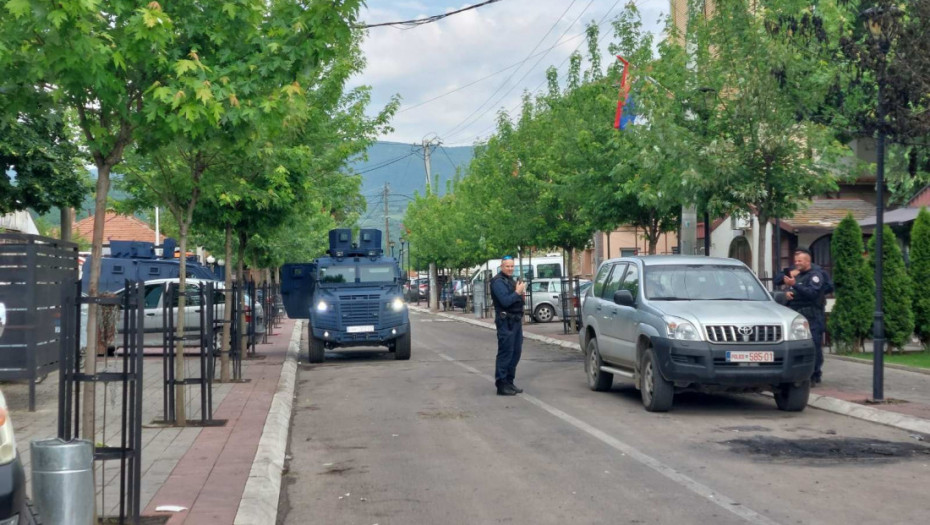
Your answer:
(726, 351), (774, 363)
(347, 325), (375, 333)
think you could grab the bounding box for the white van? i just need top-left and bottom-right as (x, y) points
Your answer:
(469, 255), (565, 312)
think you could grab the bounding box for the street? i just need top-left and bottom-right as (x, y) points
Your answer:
(280, 311), (930, 525)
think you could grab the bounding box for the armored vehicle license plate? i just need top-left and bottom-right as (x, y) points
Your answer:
(347, 325), (375, 333)
(725, 351), (774, 363)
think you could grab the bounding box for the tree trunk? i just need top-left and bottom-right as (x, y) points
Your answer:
(429, 262), (439, 312)
(756, 214), (768, 278)
(82, 163), (112, 443)
(221, 224), (232, 382)
(60, 207), (72, 242)
(173, 221), (189, 425)
(238, 230), (248, 358)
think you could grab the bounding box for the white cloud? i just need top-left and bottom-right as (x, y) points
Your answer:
(353, 0), (669, 145)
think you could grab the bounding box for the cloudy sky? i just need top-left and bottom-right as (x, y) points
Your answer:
(354, 1), (670, 146)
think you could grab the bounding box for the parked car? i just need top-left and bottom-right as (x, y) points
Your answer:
(114, 278), (265, 349)
(579, 256), (816, 412)
(0, 302), (36, 524)
(526, 278), (591, 323)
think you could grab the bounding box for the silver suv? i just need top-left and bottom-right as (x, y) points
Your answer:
(579, 256), (816, 412)
(526, 278), (590, 322)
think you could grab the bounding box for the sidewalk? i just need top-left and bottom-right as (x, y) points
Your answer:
(4, 318), (301, 524)
(415, 305), (930, 436)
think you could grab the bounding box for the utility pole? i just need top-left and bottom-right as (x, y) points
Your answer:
(418, 136), (440, 310)
(383, 183), (391, 251)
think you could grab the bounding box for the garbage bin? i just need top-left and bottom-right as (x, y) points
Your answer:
(30, 438), (94, 525)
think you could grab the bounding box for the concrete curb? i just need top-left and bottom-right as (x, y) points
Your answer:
(233, 320), (301, 525)
(412, 307), (930, 435)
(409, 305), (582, 351)
(827, 353), (930, 377)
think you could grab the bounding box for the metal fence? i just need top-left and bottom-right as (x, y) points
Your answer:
(60, 281), (144, 524)
(0, 233), (77, 410)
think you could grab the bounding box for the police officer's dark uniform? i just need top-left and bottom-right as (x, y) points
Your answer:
(490, 268), (525, 395)
(776, 262), (828, 384)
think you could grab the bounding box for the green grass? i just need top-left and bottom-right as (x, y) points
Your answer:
(842, 351), (930, 369)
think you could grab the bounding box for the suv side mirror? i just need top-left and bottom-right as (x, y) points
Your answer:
(772, 291), (788, 305)
(613, 290), (634, 307)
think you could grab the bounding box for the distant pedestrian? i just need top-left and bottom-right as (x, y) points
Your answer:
(775, 248), (831, 385)
(490, 256), (526, 395)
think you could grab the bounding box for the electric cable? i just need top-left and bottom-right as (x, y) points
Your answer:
(440, 0), (581, 140)
(360, 0), (506, 29)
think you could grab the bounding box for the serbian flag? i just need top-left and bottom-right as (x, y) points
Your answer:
(614, 56), (635, 130)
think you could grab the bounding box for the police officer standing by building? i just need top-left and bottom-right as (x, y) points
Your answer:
(491, 256), (526, 396)
(775, 248), (829, 385)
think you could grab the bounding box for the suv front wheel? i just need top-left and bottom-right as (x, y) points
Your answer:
(641, 347), (674, 412)
(774, 380), (810, 411)
(585, 338), (613, 391)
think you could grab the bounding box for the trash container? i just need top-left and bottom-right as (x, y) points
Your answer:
(30, 438), (94, 525)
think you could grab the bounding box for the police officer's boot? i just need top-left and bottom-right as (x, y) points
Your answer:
(496, 382), (518, 396)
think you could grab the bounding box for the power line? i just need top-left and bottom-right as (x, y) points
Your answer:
(398, 32), (588, 114)
(440, 0), (581, 140)
(359, 0), (506, 29)
(354, 151), (418, 174)
(444, 0), (597, 142)
(453, 0), (626, 145)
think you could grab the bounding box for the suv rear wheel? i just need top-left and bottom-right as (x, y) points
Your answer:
(774, 380), (810, 411)
(641, 347), (673, 412)
(585, 338), (613, 391)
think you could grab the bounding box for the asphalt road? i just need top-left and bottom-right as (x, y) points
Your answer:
(280, 311), (930, 525)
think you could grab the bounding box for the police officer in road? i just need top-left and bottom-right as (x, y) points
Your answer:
(775, 248), (830, 385)
(490, 256), (526, 396)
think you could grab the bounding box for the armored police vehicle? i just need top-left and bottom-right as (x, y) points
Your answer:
(82, 238), (217, 293)
(281, 228), (410, 363)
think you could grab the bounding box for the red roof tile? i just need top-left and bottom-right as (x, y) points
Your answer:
(73, 211), (165, 244)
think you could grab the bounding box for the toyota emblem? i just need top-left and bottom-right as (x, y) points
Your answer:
(738, 326), (753, 336)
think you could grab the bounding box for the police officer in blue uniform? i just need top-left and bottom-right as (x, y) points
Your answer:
(775, 248), (828, 385)
(490, 256), (527, 396)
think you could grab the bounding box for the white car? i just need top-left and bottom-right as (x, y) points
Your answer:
(114, 278), (265, 348)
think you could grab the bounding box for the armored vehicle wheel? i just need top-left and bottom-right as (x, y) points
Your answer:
(641, 347), (673, 412)
(533, 304), (555, 323)
(585, 338), (612, 391)
(394, 330), (411, 360)
(774, 380), (810, 411)
(308, 328), (325, 363)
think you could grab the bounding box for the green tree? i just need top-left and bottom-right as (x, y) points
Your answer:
(689, 1), (845, 274)
(828, 214), (874, 351)
(0, 97), (87, 215)
(909, 207), (930, 345)
(868, 225), (914, 350)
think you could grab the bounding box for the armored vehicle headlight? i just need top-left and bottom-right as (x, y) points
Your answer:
(0, 391), (16, 464)
(663, 315), (701, 341)
(788, 315), (811, 341)
(390, 297), (405, 311)
(316, 300), (329, 313)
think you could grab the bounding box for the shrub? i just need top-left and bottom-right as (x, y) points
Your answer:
(828, 214), (874, 352)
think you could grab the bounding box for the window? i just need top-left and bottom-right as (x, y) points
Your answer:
(359, 264), (395, 283)
(643, 265), (769, 301)
(113, 265), (124, 275)
(537, 263), (561, 279)
(592, 263), (613, 298)
(320, 265), (354, 283)
(619, 264), (640, 299)
(144, 285), (163, 309)
(148, 266), (160, 276)
(530, 281), (549, 293)
(601, 263), (629, 299)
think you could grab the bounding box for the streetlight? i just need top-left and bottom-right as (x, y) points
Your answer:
(862, 4), (901, 402)
(695, 86), (717, 257)
(389, 241), (395, 258)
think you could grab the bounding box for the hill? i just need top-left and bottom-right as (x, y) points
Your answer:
(352, 141), (474, 248)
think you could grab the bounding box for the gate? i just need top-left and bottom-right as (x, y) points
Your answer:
(560, 277), (583, 335)
(161, 281), (216, 424)
(0, 233), (76, 410)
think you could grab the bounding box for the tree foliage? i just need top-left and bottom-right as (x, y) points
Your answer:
(868, 225), (914, 349)
(828, 213), (874, 351)
(909, 207), (930, 345)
